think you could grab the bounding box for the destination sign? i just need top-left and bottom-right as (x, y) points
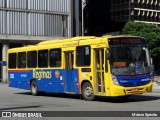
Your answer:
(108, 37), (147, 45)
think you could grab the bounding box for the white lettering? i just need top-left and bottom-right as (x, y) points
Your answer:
(28, 113), (42, 117)
(145, 113), (158, 117)
(10, 74), (14, 78)
(132, 113), (144, 117)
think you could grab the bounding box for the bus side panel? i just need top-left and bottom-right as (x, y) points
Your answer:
(8, 69), (80, 94)
(34, 69), (65, 93)
(63, 69), (80, 94)
(8, 70), (31, 90)
(8, 72), (19, 88)
(53, 69), (65, 93)
(73, 69), (80, 94)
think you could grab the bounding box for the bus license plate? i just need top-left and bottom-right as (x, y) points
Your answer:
(131, 88), (139, 92)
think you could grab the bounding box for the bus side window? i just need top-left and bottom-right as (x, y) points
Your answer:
(76, 46), (91, 66)
(27, 51), (37, 68)
(9, 53), (17, 69)
(38, 50), (48, 68)
(18, 52), (26, 68)
(50, 49), (61, 67)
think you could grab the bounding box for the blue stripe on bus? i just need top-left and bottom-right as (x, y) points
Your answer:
(8, 69), (80, 94)
(116, 74), (151, 87)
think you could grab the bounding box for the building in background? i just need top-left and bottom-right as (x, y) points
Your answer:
(83, 0), (160, 36)
(0, 0), (83, 83)
(111, 0), (160, 25)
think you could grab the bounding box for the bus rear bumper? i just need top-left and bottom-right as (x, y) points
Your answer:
(110, 81), (153, 96)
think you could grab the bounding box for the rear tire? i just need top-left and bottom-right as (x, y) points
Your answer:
(30, 80), (39, 96)
(82, 82), (95, 101)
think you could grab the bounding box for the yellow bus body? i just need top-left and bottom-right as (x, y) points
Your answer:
(8, 35), (152, 100)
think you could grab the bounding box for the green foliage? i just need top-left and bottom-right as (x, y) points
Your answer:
(151, 47), (160, 58)
(121, 22), (160, 59)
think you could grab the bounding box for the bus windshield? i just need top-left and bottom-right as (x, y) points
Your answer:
(109, 45), (151, 76)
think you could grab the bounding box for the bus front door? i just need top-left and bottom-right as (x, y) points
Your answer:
(95, 49), (106, 94)
(64, 51), (75, 93)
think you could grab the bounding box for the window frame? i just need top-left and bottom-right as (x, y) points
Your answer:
(17, 52), (26, 68)
(38, 49), (49, 68)
(49, 48), (62, 68)
(76, 45), (91, 67)
(8, 53), (17, 69)
(27, 50), (37, 68)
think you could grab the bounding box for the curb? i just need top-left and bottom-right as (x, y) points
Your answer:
(151, 81), (160, 93)
(152, 90), (160, 93)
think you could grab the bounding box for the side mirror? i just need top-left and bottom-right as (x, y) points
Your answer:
(150, 65), (154, 79)
(151, 58), (153, 65)
(106, 52), (111, 60)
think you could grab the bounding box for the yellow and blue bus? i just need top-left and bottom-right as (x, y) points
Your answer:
(8, 35), (153, 101)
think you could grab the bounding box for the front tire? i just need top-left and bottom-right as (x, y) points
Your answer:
(30, 80), (39, 96)
(82, 82), (95, 101)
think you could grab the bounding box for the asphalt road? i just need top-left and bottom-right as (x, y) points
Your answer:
(0, 84), (160, 120)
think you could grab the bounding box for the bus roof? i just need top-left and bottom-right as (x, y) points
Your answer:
(8, 36), (98, 52)
(37, 35), (143, 46)
(8, 35), (144, 53)
(105, 35), (143, 38)
(38, 36), (96, 45)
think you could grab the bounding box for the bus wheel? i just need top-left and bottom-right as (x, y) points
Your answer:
(82, 82), (95, 101)
(30, 80), (39, 96)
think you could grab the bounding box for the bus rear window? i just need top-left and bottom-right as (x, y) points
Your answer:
(9, 53), (17, 69)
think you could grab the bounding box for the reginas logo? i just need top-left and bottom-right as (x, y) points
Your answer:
(33, 70), (52, 80)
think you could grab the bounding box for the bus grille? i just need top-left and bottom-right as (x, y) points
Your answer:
(120, 81), (150, 87)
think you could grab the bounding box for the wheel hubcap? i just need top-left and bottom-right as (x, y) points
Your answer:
(32, 84), (36, 93)
(84, 86), (93, 97)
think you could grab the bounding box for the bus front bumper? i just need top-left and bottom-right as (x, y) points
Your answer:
(110, 81), (153, 96)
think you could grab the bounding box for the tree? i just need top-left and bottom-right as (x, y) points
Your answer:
(121, 22), (160, 74)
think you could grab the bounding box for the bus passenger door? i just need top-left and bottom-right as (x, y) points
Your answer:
(94, 49), (105, 94)
(64, 51), (75, 92)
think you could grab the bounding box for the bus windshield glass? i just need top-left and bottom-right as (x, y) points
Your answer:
(108, 38), (151, 76)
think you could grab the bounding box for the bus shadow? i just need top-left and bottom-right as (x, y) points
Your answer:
(95, 94), (160, 103)
(15, 92), (82, 100)
(15, 92), (160, 103)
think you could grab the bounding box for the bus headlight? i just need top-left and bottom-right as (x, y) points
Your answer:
(112, 75), (119, 85)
